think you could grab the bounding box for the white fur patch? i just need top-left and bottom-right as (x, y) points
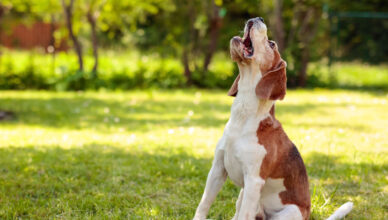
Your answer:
(271, 204), (303, 220)
(220, 70), (269, 188)
(260, 178), (287, 215)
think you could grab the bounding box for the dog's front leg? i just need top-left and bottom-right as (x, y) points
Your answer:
(232, 189), (244, 220)
(194, 149), (227, 220)
(238, 175), (265, 220)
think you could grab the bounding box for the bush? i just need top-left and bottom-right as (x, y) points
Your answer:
(1, 50), (387, 91)
(0, 50), (188, 91)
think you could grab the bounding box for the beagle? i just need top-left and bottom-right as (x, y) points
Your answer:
(193, 18), (353, 220)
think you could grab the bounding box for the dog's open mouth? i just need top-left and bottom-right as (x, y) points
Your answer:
(242, 22), (254, 57)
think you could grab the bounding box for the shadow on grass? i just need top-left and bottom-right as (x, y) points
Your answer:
(0, 145), (386, 219)
(0, 95), (368, 132)
(0, 96), (232, 130)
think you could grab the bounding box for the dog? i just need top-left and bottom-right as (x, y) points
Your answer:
(193, 17), (353, 220)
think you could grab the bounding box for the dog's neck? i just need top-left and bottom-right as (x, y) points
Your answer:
(234, 63), (274, 117)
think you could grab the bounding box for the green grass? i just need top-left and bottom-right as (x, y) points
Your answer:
(333, 63), (388, 88)
(308, 62), (388, 90)
(0, 89), (387, 219)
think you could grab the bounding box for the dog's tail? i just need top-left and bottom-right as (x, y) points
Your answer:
(326, 202), (353, 220)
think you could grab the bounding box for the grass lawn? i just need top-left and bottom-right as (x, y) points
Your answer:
(0, 89), (387, 219)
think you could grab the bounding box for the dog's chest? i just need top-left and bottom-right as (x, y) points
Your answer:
(221, 90), (268, 187)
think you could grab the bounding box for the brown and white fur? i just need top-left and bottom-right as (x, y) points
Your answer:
(193, 17), (353, 220)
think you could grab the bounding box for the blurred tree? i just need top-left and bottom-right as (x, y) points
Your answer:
(97, 0), (172, 46)
(272, 0), (285, 53)
(0, 0), (62, 74)
(139, 0), (228, 85)
(1, 0), (387, 88)
(85, 0), (101, 77)
(138, 0), (278, 85)
(0, 4), (4, 21)
(131, 0), (198, 84)
(61, 0), (84, 72)
(0, 4), (4, 65)
(84, 0), (172, 76)
(0, 0), (61, 29)
(268, 0), (388, 86)
(328, 0), (388, 64)
(267, 0), (323, 87)
(203, 0), (224, 72)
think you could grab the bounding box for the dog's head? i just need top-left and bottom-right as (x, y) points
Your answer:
(228, 17), (287, 100)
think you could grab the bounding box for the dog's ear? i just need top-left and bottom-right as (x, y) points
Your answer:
(255, 60), (287, 100)
(227, 74), (240, 97)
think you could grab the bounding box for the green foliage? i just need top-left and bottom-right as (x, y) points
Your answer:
(96, 0), (174, 46)
(1, 50), (387, 91)
(326, 0), (388, 64)
(334, 17), (388, 64)
(1, 0), (61, 22)
(0, 89), (387, 219)
(2, 0), (388, 87)
(0, 50), (189, 90)
(307, 61), (388, 89)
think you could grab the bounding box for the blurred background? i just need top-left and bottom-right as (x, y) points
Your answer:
(0, 0), (387, 91)
(0, 0), (387, 219)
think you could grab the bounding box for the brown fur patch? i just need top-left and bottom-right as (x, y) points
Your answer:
(257, 115), (311, 219)
(228, 74), (240, 97)
(255, 61), (287, 100)
(227, 59), (286, 100)
(227, 60), (286, 99)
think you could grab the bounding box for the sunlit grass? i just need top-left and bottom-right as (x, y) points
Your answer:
(308, 62), (388, 90)
(335, 63), (388, 88)
(0, 89), (387, 219)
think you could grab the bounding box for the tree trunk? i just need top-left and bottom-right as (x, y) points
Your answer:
(182, 49), (192, 85)
(0, 5), (4, 21)
(0, 6), (3, 65)
(87, 10), (98, 77)
(203, 1), (222, 72)
(61, 0), (84, 72)
(296, 7), (321, 87)
(49, 15), (56, 74)
(181, 0), (195, 86)
(298, 48), (309, 87)
(49, 15), (56, 50)
(273, 0), (285, 53)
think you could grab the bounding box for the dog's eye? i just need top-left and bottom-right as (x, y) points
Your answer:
(269, 41), (275, 49)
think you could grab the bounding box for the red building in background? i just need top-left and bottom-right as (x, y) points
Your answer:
(0, 22), (68, 52)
